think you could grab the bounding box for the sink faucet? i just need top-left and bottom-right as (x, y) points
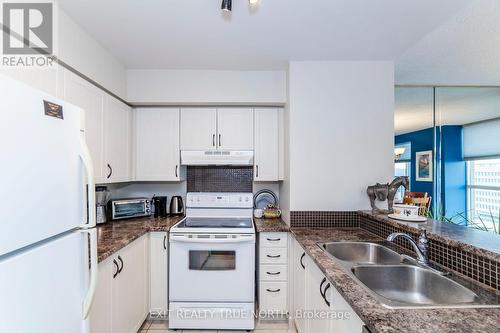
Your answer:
(387, 230), (429, 266)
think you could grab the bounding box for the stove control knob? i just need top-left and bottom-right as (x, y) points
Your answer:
(245, 197), (249, 202)
(238, 197), (242, 202)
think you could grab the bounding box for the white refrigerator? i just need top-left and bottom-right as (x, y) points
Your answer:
(0, 74), (98, 333)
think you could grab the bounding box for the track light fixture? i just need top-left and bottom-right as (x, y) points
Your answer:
(221, 0), (260, 12)
(221, 0), (232, 12)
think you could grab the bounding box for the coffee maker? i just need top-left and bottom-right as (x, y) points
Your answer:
(95, 186), (110, 224)
(153, 196), (168, 218)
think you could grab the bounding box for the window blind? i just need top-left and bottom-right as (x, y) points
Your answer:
(463, 118), (500, 159)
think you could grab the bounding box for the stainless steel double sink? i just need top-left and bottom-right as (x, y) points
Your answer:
(317, 241), (498, 309)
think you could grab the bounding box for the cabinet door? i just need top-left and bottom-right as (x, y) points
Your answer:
(292, 238), (307, 333)
(180, 108), (217, 150)
(112, 236), (148, 333)
(217, 108), (254, 150)
(135, 108), (181, 181)
(254, 108), (279, 181)
(88, 257), (114, 333)
(104, 97), (132, 183)
(330, 287), (364, 333)
(63, 71), (105, 183)
(149, 232), (168, 317)
(306, 256), (331, 333)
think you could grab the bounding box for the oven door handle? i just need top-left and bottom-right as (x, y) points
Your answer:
(170, 236), (255, 244)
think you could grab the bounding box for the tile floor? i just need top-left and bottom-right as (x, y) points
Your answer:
(138, 319), (296, 333)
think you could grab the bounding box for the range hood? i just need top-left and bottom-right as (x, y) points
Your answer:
(181, 150), (254, 166)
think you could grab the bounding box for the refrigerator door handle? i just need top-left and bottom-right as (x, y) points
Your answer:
(79, 136), (96, 229)
(81, 228), (98, 319)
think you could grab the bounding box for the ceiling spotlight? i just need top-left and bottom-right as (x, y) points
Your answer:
(221, 0), (232, 11)
(249, 0), (259, 5)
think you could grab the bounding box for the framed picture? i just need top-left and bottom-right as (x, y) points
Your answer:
(416, 150), (433, 182)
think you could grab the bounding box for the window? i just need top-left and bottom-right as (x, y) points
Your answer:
(466, 158), (500, 231)
(394, 142), (411, 200)
(394, 161), (411, 200)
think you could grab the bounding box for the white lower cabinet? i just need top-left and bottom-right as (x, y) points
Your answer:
(330, 286), (365, 332)
(259, 232), (288, 315)
(89, 235), (149, 333)
(291, 236), (366, 333)
(149, 232), (168, 317)
(292, 237), (307, 333)
(305, 255), (331, 333)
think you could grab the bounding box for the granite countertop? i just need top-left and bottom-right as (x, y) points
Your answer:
(253, 217), (289, 232)
(359, 211), (500, 260)
(291, 227), (500, 333)
(96, 215), (184, 262)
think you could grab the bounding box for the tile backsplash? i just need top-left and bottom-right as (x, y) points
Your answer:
(290, 211), (359, 228)
(187, 166), (253, 192)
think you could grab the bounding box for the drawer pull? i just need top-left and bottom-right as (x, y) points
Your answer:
(266, 288), (281, 293)
(266, 254), (281, 258)
(266, 238), (281, 241)
(300, 252), (305, 269)
(266, 271), (281, 275)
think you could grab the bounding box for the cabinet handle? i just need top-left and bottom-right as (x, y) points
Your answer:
(266, 254), (281, 258)
(267, 238), (280, 242)
(218, 134), (222, 147)
(266, 271), (281, 275)
(107, 164), (112, 179)
(163, 235), (167, 250)
(212, 134), (216, 147)
(117, 256), (124, 273)
(266, 288), (281, 293)
(323, 283), (331, 307)
(320, 277), (327, 297)
(300, 252), (305, 269)
(175, 165), (178, 178)
(256, 165), (259, 178)
(113, 259), (119, 278)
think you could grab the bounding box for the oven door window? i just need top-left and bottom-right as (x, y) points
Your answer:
(189, 250), (236, 271)
(114, 202), (145, 217)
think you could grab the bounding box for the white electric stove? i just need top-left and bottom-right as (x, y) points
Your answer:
(169, 193), (256, 330)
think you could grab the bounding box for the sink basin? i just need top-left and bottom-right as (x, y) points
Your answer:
(351, 265), (479, 307)
(319, 242), (402, 265)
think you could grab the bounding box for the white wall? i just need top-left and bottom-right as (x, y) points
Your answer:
(1, 7), (127, 99)
(283, 61), (394, 212)
(58, 9), (127, 99)
(126, 69), (287, 105)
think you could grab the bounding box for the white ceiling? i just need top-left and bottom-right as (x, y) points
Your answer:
(57, 0), (470, 70)
(396, 0), (500, 85)
(395, 87), (500, 135)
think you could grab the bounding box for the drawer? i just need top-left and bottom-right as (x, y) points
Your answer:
(260, 264), (288, 281)
(260, 247), (287, 264)
(259, 281), (288, 312)
(259, 232), (288, 248)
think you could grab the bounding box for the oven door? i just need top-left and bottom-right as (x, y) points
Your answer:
(169, 233), (255, 302)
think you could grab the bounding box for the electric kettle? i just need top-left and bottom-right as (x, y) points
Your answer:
(169, 196), (184, 216)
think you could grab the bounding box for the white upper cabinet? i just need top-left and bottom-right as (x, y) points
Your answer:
(104, 97), (132, 183)
(180, 107), (254, 151)
(134, 108), (183, 181)
(217, 108), (254, 150)
(254, 108), (280, 181)
(63, 71), (105, 183)
(180, 108), (217, 150)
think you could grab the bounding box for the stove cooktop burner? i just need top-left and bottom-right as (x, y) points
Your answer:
(177, 217), (253, 229)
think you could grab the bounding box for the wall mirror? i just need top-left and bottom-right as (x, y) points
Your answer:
(394, 86), (500, 234)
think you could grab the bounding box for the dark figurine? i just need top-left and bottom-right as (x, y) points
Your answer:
(367, 176), (409, 214)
